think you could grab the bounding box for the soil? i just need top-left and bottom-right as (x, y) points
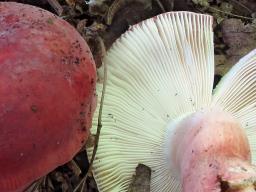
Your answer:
(1, 0), (256, 191)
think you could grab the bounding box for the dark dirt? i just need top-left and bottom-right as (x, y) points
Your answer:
(1, 0), (256, 191)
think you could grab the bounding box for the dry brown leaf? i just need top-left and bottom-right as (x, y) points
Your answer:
(221, 18), (256, 73)
(128, 164), (151, 192)
(229, 0), (256, 16)
(77, 21), (107, 67)
(215, 54), (228, 76)
(87, 0), (109, 16)
(102, 1), (160, 49)
(105, 0), (152, 25)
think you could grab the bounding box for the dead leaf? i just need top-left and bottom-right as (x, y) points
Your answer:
(86, 133), (96, 148)
(106, 0), (152, 25)
(229, 0), (256, 17)
(102, 1), (160, 49)
(77, 21), (107, 67)
(87, 0), (109, 16)
(215, 54), (228, 76)
(220, 2), (233, 14)
(192, 0), (209, 7)
(221, 19), (256, 72)
(50, 172), (72, 192)
(47, 0), (64, 15)
(128, 164), (151, 192)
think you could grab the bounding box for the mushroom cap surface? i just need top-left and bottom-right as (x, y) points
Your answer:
(0, 2), (96, 191)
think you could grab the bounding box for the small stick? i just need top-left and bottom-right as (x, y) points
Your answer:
(47, 0), (64, 16)
(67, 160), (82, 176)
(24, 177), (45, 192)
(229, 0), (252, 14)
(106, 0), (126, 25)
(73, 37), (107, 192)
(207, 6), (253, 20)
(154, 0), (166, 12)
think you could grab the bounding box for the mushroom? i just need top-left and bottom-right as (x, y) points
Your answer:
(0, 2), (96, 192)
(88, 12), (256, 191)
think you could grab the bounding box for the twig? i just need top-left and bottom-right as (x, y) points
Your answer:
(47, 0), (64, 16)
(209, 6), (253, 20)
(154, 0), (166, 12)
(67, 160), (82, 176)
(73, 37), (107, 192)
(106, 0), (126, 25)
(86, 37), (107, 177)
(80, 180), (86, 192)
(24, 177), (45, 192)
(228, 0), (253, 14)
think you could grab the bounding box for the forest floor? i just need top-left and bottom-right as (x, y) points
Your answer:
(2, 0), (256, 191)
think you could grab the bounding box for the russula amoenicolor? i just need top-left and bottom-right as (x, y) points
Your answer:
(0, 2), (96, 191)
(88, 12), (256, 192)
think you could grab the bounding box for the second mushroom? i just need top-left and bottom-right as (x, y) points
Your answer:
(88, 12), (256, 192)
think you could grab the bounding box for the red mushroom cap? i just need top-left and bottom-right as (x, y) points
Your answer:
(0, 2), (96, 191)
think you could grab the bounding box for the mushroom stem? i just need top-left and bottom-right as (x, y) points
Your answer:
(168, 108), (256, 192)
(181, 156), (256, 192)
